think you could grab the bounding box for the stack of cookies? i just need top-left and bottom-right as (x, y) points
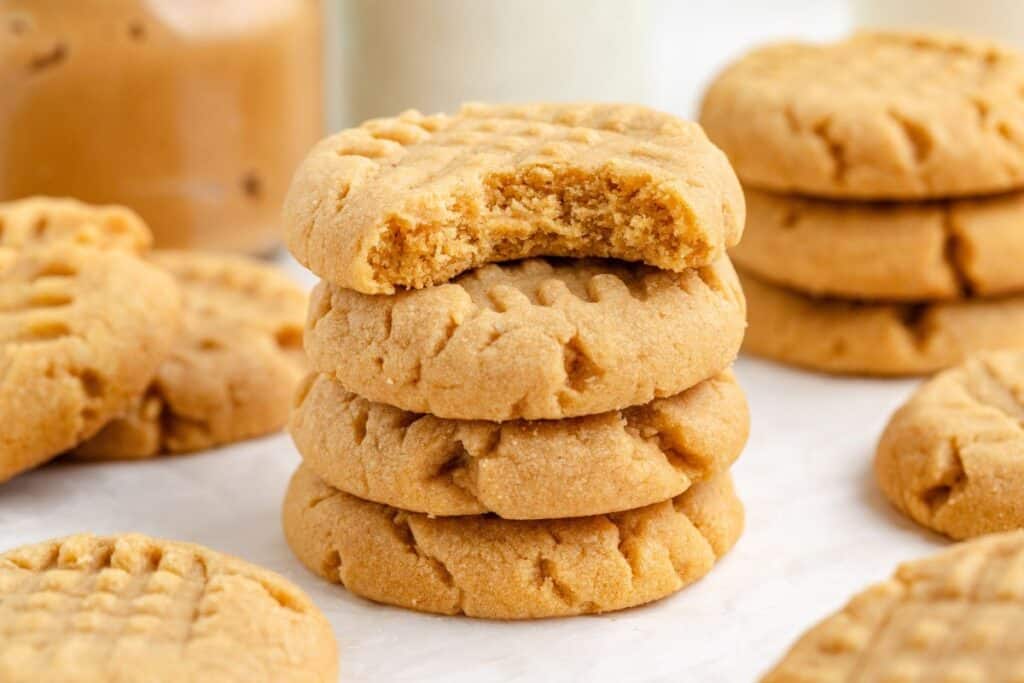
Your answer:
(0, 197), (307, 483)
(701, 31), (1024, 375)
(280, 102), (752, 619)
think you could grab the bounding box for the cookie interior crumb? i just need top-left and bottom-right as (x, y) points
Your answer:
(365, 165), (701, 290)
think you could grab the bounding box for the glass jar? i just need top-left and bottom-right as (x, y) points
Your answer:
(0, 0), (324, 253)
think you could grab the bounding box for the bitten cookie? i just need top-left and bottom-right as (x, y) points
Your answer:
(283, 464), (743, 619)
(733, 188), (1024, 301)
(0, 534), (338, 682)
(701, 31), (1024, 199)
(285, 102), (744, 293)
(876, 351), (1024, 540)
(291, 370), (749, 519)
(73, 251), (307, 459)
(0, 197), (152, 260)
(307, 256), (745, 421)
(762, 530), (1024, 682)
(0, 245), (180, 482)
(740, 270), (1024, 376)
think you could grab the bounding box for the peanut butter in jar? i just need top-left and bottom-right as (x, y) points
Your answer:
(0, 0), (324, 253)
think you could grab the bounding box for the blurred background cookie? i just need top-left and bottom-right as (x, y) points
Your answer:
(73, 251), (307, 460)
(702, 31), (1024, 375)
(876, 350), (1024, 539)
(741, 271), (1024, 375)
(701, 31), (1024, 199)
(734, 188), (1024, 301)
(0, 244), (179, 482)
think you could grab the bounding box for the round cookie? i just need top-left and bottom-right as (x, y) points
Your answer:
(72, 251), (307, 459)
(876, 351), (1024, 540)
(762, 530), (1024, 682)
(283, 463), (744, 619)
(0, 245), (180, 482)
(285, 101), (744, 293)
(0, 533), (338, 682)
(291, 370), (749, 519)
(740, 270), (1024, 376)
(701, 31), (1024, 199)
(0, 196), (151, 258)
(307, 256), (746, 421)
(733, 188), (1024, 301)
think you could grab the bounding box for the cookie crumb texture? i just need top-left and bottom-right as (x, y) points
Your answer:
(0, 245), (179, 482)
(292, 370), (748, 519)
(285, 102), (744, 293)
(307, 256), (745, 420)
(741, 270), (1024, 376)
(701, 31), (1024, 199)
(283, 464), (743, 619)
(762, 530), (1024, 682)
(72, 251), (307, 459)
(734, 188), (1024, 301)
(876, 351), (1024, 539)
(0, 534), (338, 682)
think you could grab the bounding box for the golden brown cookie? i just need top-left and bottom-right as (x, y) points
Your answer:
(291, 370), (748, 519)
(307, 256), (745, 421)
(283, 463), (743, 620)
(0, 196), (151, 258)
(876, 351), (1024, 540)
(740, 270), (1024, 376)
(72, 251), (307, 459)
(0, 245), (180, 482)
(701, 31), (1024, 199)
(0, 533), (338, 682)
(733, 188), (1024, 301)
(762, 530), (1024, 682)
(285, 102), (745, 293)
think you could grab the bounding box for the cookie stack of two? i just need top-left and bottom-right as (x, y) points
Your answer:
(701, 31), (1024, 375)
(0, 197), (307, 484)
(280, 103), (751, 618)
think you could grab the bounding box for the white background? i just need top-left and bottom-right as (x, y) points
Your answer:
(0, 1), (986, 680)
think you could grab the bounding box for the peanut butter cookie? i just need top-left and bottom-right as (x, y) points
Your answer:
(283, 464), (743, 619)
(291, 370), (748, 519)
(285, 102), (744, 293)
(876, 351), (1024, 539)
(762, 530), (1024, 682)
(741, 270), (1024, 376)
(0, 534), (338, 682)
(307, 256), (745, 420)
(701, 31), (1024, 199)
(0, 197), (151, 258)
(73, 252), (306, 459)
(0, 245), (180, 482)
(733, 188), (1024, 301)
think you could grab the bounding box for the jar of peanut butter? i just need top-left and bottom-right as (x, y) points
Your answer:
(0, 0), (323, 253)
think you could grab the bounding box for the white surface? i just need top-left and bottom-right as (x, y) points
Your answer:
(0, 254), (947, 682)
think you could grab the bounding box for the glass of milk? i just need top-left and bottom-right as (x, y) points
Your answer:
(852, 0), (1024, 47)
(335, 0), (653, 126)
